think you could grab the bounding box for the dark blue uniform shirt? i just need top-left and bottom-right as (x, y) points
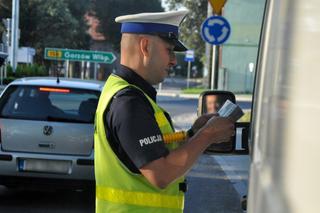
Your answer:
(104, 65), (171, 174)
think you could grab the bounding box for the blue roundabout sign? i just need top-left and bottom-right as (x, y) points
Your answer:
(201, 16), (231, 45)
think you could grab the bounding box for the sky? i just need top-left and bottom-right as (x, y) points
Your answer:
(161, 0), (169, 11)
(161, 0), (187, 11)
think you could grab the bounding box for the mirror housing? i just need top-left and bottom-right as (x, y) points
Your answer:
(198, 90), (250, 154)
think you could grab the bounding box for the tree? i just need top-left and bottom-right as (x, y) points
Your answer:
(165, 0), (207, 65)
(66, 0), (92, 49)
(1, 0), (91, 64)
(93, 0), (163, 51)
(0, 0), (12, 34)
(0, 0), (11, 19)
(20, 0), (92, 63)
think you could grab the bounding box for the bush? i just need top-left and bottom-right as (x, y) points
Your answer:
(6, 64), (13, 76)
(2, 77), (16, 85)
(181, 87), (207, 94)
(33, 64), (47, 76)
(6, 64), (48, 78)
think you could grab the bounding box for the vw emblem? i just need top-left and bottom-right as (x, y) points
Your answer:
(43, 125), (53, 136)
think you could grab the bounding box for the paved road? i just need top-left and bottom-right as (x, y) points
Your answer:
(185, 156), (243, 213)
(0, 186), (95, 212)
(159, 96), (249, 212)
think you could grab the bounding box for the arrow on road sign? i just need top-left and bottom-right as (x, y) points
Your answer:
(218, 27), (229, 42)
(204, 28), (215, 42)
(44, 48), (116, 64)
(208, 18), (224, 26)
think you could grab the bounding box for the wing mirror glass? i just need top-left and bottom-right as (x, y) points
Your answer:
(198, 91), (236, 116)
(198, 91), (249, 154)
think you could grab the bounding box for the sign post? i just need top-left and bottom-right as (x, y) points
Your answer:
(94, 62), (98, 80)
(203, 0), (229, 90)
(65, 60), (70, 78)
(184, 50), (195, 89)
(10, 0), (20, 73)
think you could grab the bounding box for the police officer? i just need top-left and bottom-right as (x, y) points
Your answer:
(94, 10), (234, 213)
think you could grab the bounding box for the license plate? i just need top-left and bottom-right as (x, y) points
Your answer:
(18, 158), (72, 174)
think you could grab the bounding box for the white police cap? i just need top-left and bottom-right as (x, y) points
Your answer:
(115, 10), (189, 52)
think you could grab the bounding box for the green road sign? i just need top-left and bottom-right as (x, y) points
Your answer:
(44, 48), (116, 64)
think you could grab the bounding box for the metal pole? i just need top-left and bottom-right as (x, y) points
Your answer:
(4, 62), (7, 78)
(10, 0), (19, 73)
(205, 2), (213, 88)
(214, 45), (220, 89)
(81, 62), (84, 79)
(206, 1), (213, 89)
(66, 60), (70, 78)
(94, 63), (98, 80)
(210, 46), (214, 90)
(211, 45), (219, 90)
(0, 65), (3, 85)
(187, 61), (191, 89)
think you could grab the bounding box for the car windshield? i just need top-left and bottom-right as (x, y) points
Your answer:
(0, 85), (100, 123)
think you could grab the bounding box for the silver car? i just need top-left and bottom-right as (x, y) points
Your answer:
(0, 77), (103, 190)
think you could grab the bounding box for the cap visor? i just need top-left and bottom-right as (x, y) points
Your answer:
(173, 40), (188, 52)
(158, 35), (188, 52)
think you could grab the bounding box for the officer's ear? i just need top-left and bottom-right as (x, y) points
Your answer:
(139, 35), (152, 58)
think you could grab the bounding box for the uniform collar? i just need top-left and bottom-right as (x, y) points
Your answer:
(115, 65), (157, 102)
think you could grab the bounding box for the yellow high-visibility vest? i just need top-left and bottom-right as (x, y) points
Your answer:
(94, 74), (184, 213)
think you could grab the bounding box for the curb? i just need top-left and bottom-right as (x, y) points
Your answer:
(157, 92), (199, 99)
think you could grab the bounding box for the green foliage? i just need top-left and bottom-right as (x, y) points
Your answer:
(93, 0), (163, 51)
(5, 64), (12, 76)
(0, 0), (12, 34)
(165, 0), (208, 64)
(6, 64), (47, 78)
(1, 0), (91, 64)
(3, 63), (47, 84)
(0, 0), (11, 19)
(2, 76), (15, 85)
(21, 0), (92, 63)
(181, 87), (206, 94)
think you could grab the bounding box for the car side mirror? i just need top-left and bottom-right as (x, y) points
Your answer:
(198, 91), (250, 154)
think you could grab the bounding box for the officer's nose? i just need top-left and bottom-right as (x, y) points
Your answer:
(169, 53), (177, 67)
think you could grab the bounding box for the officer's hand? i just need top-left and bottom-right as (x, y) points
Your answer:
(200, 116), (235, 144)
(191, 113), (218, 136)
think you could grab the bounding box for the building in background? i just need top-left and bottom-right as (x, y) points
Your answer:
(219, 0), (265, 93)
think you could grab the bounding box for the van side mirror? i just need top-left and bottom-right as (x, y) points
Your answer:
(198, 91), (250, 154)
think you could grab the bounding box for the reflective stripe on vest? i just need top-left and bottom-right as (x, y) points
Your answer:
(96, 186), (184, 209)
(155, 111), (169, 128)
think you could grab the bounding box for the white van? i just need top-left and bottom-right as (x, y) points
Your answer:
(199, 0), (320, 212)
